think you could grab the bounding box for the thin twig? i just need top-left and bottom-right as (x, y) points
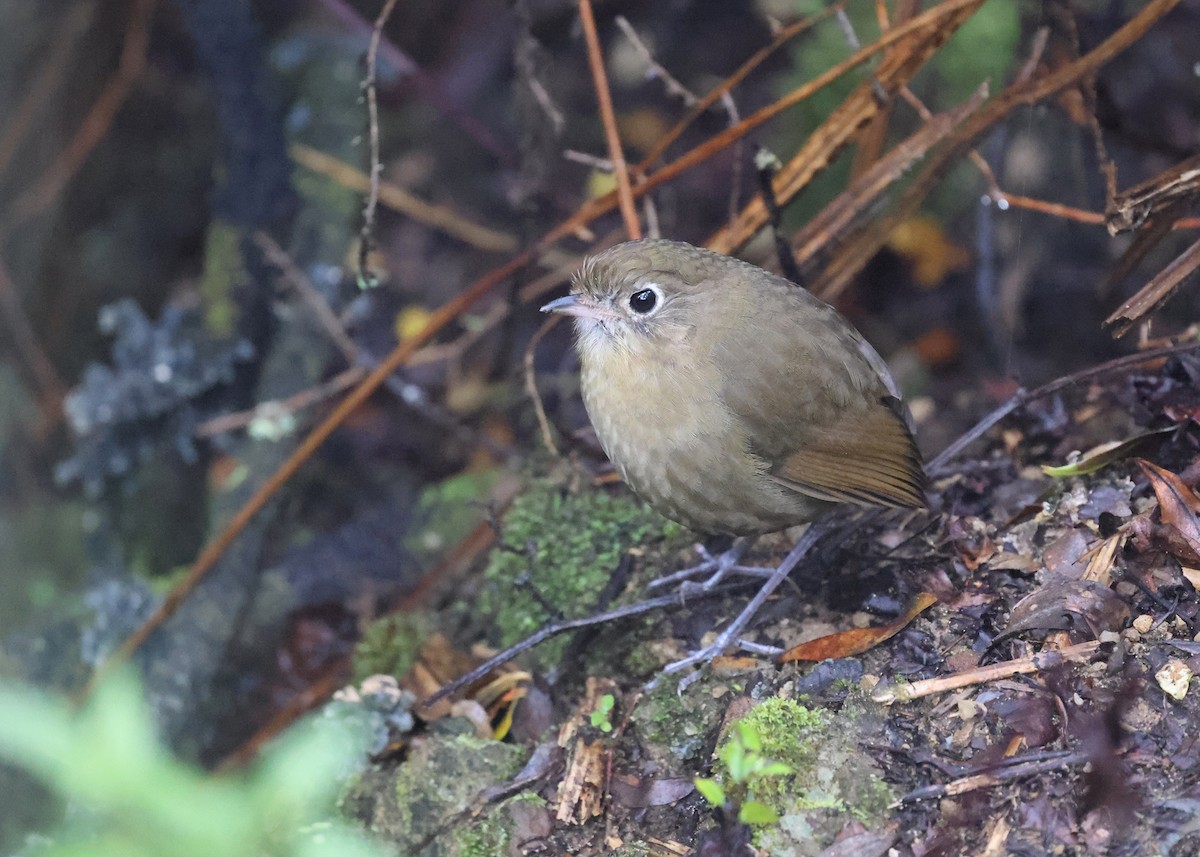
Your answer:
(357, 0), (401, 285)
(563, 150), (614, 171)
(194, 367), (365, 438)
(255, 233), (359, 361)
(873, 641), (1101, 704)
(0, 254), (67, 426)
(291, 144), (517, 252)
(614, 16), (698, 106)
(578, 0), (641, 239)
(254, 232), (500, 454)
(928, 340), (1200, 474)
(0, 4), (92, 180)
(317, 0), (512, 161)
(721, 92), (745, 230)
(897, 751), (1089, 803)
(639, 7), (841, 167)
(419, 589), (729, 712)
(1, 0), (157, 234)
(523, 314), (564, 458)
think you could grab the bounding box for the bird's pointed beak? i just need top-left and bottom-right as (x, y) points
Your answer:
(540, 294), (611, 321)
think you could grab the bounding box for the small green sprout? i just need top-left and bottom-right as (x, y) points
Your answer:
(694, 721), (793, 825)
(589, 694), (616, 733)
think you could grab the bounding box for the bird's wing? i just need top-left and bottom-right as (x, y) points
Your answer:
(717, 288), (926, 509)
(769, 395), (926, 508)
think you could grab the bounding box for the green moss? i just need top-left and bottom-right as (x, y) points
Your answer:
(706, 696), (897, 857)
(448, 793), (545, 857)
(621, 639), (664, 677)
(479, 477), (679, 665)
(737, 698), (826, 766)
(353, 613), (433, 683)
(384, 734), (525, 852)
(631, 672), (726, 765)
(448, 809), (505, 857)
(714, 699), (826, 812)
(404, 470), (501, 567)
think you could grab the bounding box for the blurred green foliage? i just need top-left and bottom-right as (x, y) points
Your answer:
(0, 671), (388, 857)
(775, 0), (1020, 227)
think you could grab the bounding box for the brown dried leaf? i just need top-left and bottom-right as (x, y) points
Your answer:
(778, 592), (938, 663)
(609, 773), (695, 808)
(999, 579), (1130, 641)
(948, 516), (997, 570)
(815, 828), (898, 857)
(408, 632), (498, 720)
(1137, 459), (1200, 564)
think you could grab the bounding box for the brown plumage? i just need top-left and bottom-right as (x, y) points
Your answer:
(542, 239), (926, 536)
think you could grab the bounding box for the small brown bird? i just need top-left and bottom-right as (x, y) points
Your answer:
(542, 239), (926, 536)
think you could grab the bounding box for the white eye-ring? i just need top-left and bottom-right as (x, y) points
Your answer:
(627, 282), (664, 315)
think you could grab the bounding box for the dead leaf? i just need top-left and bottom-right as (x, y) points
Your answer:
(609, 773), (695, 808)
(1043, 529), (1090, 579)
(711, 654), (762, 675)
(1138, 459), (1200, 564)
(998, 579), (1130, 642)
(815, 827), (898, 857)
(408, 632), (529, 723)
(778, 592), (938, 663)
(948, 516), (997, 570)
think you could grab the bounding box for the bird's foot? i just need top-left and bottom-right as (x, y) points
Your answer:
(646, 524), (823, 690)
(648, 540), (773, 593)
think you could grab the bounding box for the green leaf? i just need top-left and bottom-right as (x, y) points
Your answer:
(735, 721), (762, 752)
(725, 737), (748, 783)
(738, 801), (779, 825)
(693, 777), (726, 808)
(1042, 428), (1173, 477)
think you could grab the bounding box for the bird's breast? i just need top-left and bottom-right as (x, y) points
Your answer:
(578, 347), (819, 534)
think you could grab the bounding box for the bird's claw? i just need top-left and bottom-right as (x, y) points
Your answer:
(648, 541), (771, 594)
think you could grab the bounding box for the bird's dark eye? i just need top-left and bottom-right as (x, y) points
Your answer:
(629, 288), (658, 314)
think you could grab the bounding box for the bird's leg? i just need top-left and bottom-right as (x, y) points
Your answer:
(652, 523), (824, 685)
(647, 536), (774, 591)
